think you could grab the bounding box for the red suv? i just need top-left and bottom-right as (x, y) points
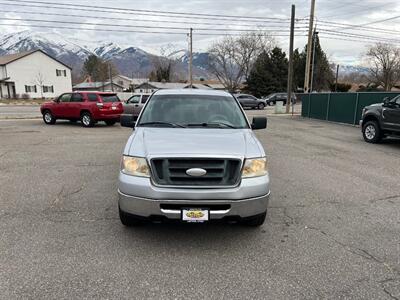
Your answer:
(40, 92), (123, 127)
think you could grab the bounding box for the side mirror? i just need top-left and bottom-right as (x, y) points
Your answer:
(383, 97), (390, 105)
(251, 117), (267, 130)
(120, 114), (135, 128)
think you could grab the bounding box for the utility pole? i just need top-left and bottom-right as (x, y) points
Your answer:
(335, 64), (339, 92)
(304, 0), (316, 93)
(109, 63), (114, 92)
(310, 30), (318, 93)
(188, 28), (193, 88)
(286, 4), (295, 114)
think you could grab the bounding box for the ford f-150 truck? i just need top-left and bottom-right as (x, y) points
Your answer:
(118, 89), (270, 226)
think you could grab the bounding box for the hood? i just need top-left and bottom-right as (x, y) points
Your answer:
(126, 128), (264, 159)
(368, 103), (383, 108)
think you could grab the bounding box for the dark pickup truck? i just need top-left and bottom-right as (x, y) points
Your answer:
(360, 95), (400, 143)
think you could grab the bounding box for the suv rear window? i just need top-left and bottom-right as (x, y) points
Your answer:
(100, 94), (120, 103)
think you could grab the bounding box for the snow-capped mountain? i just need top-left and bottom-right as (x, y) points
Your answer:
(0, 30), (209, 80)
(338, 65), (369, 76)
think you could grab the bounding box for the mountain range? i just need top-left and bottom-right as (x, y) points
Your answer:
(0, 30), (210, 82)
(0, 30), (369, 83)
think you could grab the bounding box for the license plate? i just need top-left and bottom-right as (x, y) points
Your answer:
(182, 208), (209, 223)
(111, 106), (117, 110)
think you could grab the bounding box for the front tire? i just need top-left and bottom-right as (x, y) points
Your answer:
(258, 103), (265, 110)
(241, 211), (266, 227)
(80, 112), (94, 127)
(362, 120), (382, 143)
(119, 207), (143, 226)
(43, 110), (56, 125)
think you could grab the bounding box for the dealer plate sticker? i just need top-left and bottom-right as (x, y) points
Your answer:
(182, 209), (209, 222)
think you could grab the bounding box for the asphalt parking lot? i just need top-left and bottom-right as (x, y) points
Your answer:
(0, 111), (399, 299)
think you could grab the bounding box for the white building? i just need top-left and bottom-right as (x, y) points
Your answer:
(0, 50), (72, 99)
(112, 74), (148, 91)
(133, 81), (212, 93)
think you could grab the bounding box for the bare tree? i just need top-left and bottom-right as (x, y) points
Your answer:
(33, 72), (45, 98)
(149, 46), (179, 82)
(208, 32), (275, 92)
(366, 43), (400, 91)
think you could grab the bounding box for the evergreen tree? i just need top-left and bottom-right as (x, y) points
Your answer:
(82, 55), (117, 83)
(246, 47), (288, 97)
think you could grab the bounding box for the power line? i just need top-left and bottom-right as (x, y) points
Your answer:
(0, 17), (309, 33)
(1, 8), (307, 30)
(357, 15), (400, 27)
(318, 34), (399, 46)
(0, 23), (301, 37)
(318, 29), (400, 44)
(320, 1), (398, 19)
(315, 20), (400, 35)
(4, 0), (291, 22)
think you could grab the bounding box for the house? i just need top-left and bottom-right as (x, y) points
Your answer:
(0, 50), (72, 99)
(112, 74), (148, 91)
(133, 81), (212, 93)
(203, 83), (227, 90)
(72, 81), (124, 92)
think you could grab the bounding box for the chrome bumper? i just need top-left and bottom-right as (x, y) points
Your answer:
(118, 190), (270, 220)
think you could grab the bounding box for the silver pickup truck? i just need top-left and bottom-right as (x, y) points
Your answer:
(118, 89), (270, 226)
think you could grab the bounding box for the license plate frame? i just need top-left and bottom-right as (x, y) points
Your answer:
(181, 208), (209, 223)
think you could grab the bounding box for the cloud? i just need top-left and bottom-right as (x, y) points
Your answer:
(1, 0), (399, 65)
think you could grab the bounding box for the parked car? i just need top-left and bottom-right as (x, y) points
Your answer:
(234, 94), (267, 109)
(118, 89), (270, 226)
(360, 96), (400, 143)
(122, 93), (151, 120)
(264, 93), (297, 106)
(40, 92), (123, 127)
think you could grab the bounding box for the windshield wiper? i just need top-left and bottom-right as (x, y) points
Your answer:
(139, 121), (186, 128)
(185, 122), (238, 129)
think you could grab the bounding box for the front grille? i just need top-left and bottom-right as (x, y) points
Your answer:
(150, 158), (241, 187)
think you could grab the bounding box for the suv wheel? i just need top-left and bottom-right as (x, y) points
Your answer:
(81, 112), (94, 127)
(119, 206), (143, 226)
(258, 103), (265, 110)
(105, 120), (116, 126)
(43, 110), (56, 125)
(241, 211), (266, 227)
(363, 121), (382, 143)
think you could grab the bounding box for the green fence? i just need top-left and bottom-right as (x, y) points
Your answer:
(300, 92), (400, 125)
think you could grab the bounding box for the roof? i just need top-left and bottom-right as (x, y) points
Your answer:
(137, 81), (189, 89)
(0, 50), (72, 69)
(204, 83), (226, 89)
(73, 81), (124, 89)
(113, 75), (149, 85)
(185, 83), (212, 90)
(154, 89), (232, 97)
(72, 91), (118, 94)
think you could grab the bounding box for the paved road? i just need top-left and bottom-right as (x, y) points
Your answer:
(0, 115), (399, 299)
(0, 105), (41, 119)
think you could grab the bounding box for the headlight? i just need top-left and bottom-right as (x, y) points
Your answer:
(242, 157), (268, 178)
(121, 156), (150, 177)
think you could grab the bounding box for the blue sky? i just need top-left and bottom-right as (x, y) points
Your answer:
(1, 0), (400, 65)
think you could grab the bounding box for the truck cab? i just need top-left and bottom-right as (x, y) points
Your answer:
(361, 95), (400, 143)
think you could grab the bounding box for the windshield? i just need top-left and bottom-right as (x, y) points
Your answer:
(100, 94), (120, 102)
(137, 94), (249, 129)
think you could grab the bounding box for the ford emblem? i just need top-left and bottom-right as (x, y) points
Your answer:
(186, 168), (207, 177)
